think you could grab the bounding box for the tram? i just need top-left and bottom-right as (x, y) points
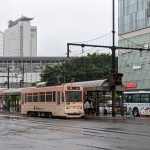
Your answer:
(21, 83), (84, 118)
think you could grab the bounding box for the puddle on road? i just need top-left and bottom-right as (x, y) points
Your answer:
(0, 115), (23, 120)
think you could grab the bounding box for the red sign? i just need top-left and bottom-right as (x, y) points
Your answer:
(124, 82), (137, 88)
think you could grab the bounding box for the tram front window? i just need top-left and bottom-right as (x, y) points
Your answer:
(65, 91), (82, 102)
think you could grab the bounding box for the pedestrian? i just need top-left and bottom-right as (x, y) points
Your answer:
(0, 102), (3, 112)
(89, 100), (94, 115)
(85, 100), (90, 115)
(16, 101), (19, 112)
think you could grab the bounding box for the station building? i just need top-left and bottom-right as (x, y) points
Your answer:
(0, 56), (66, 88)
(118, 0), (150, 90)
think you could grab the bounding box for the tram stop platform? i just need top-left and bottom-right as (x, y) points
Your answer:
(0, 111), (134, 120)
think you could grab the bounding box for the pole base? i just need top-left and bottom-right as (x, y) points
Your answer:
(112, 111), (116, 117)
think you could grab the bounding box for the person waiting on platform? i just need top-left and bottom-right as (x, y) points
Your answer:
(84, 100), (90, 116)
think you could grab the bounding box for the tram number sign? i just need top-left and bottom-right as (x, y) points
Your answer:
(67, 87), (80, 90)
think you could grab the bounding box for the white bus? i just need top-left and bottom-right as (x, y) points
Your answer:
(124, 91), (150, 116)
(21, 83), (84, 118)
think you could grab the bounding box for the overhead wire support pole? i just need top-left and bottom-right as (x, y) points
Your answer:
(111, 0), (117, 117)
(67, 43), (112, 49)
(67, 43), (70, 58)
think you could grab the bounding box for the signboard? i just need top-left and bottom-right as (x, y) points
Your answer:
(133, 65), (141, 70)
(124, 82), (137, 88)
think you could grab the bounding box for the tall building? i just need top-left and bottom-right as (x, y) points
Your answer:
(0, 31), (3, 56)
(118, 0), (150, 90)
(4, 16), (37, 57)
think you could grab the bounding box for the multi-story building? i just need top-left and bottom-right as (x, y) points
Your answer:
(0, 31), (3, 56)
(0, 56), (66, 88)
(118, 0), (150, 90)
(4, 16), (37, 57)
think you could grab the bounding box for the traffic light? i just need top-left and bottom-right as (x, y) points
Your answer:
(109, 73), (123, 87)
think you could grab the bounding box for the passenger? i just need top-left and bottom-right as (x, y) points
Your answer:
(0, 102), (3, 112)
(16, 101), (19, 112)
(85, 100), (90, 115)
(89, 100), (94, 115)
(92, 99), (96, 115)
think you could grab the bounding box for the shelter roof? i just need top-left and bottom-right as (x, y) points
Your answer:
(72, 79), (110, 92)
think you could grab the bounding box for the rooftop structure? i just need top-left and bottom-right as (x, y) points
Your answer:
(8, 16), (33, 28)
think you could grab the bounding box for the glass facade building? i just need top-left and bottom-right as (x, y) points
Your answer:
(118, 0), (150, 90)
(119, 0), (150, 34)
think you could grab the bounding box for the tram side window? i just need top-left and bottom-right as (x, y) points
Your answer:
(46, 92), (52, 102)
(33, 93), (38, 102)
(53, 91), (56, 102)
(39, 92), (45, 102)
(132, 94), (140, 103)
(57, 92), (60, 104)
(141, 93), (150, 103)
(62, 92), (64, 102)
(21, 94), (25, 104)
(28, 93), (32, 102)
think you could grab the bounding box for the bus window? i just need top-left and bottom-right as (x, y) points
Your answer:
(53, 91), (56, 102)
(126, 94), (132, 103)
(65, 91), (82, 102)
(57, 92), (60, 105)
(39, 92), (45, 102)
(132, 94), (140, 103)
(124, 94), (128, 102)
(33, 93), (38, 102)
(28, 93), (32, 102)
(46, 92), (52, 102)
(141, 93), (150, 103)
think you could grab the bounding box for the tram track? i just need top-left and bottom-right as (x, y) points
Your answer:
(0, 116), (150, 142)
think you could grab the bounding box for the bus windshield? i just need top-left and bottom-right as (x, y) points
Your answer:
(65, 91), (82, 102)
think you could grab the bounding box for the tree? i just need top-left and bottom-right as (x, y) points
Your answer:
(41, 53), (117, 84)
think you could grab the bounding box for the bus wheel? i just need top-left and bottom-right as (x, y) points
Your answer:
(133, 108), (139, 117)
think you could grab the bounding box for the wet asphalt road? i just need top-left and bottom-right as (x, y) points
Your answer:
(0, 115), (150, 150)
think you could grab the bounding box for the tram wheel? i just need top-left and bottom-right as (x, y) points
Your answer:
(47, 112), (53, 118)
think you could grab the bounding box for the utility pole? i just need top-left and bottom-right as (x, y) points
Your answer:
(111, 0), (117, 116)
(20, 65), (24, 88)
(67, 44), (70, 58)
(7, 66), (10, 89)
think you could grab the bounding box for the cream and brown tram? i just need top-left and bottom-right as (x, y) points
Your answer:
(21, 83), (84, 118)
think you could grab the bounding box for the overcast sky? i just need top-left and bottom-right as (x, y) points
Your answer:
(0, 0), (118, 57)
